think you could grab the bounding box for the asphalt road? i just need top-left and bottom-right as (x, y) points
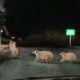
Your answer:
(0, 47), (80, 80)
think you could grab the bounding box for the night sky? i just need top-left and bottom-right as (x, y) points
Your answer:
(3, 0), (80, 36)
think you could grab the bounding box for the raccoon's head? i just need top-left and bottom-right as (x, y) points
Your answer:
(32, 50), (39, 55)
(60, 52), (65, 56)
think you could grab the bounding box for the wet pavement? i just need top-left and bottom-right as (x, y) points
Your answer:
(0, 47), (80, 80)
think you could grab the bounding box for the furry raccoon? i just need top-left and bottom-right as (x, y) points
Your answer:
(9, 41), (20, 58)
(0, 41), (20, 59)
(32, 50), (54, 62)
(60, 52), (77, 63)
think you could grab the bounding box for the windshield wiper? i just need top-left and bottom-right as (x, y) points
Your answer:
(14, 75), (80, 80)
(27, 76), (80, 80)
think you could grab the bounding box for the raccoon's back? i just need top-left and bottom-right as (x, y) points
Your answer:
(64, 52), (77, 61)
(38, 51), (54, 60)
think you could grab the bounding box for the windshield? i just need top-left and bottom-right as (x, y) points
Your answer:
(0, 0), (80, 80)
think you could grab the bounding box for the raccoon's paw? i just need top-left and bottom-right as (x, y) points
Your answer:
(60, 59), (64, 62)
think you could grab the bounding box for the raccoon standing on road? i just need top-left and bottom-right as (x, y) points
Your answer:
(32, 50), (54, 62)
(60, 52), (78, 63)
(9, 41), (20, 58)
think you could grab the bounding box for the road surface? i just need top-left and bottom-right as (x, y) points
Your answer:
(0, 47), (80, 80)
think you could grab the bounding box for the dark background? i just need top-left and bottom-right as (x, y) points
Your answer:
(4, 0), (80, 36)
(0, 0), (80, 46)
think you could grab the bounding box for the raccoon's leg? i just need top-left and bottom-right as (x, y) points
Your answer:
(60, 59), (64, 62)
(44, 58), (48, 63)
(38, 58), (46, 63)
(34, 57), (39, 62)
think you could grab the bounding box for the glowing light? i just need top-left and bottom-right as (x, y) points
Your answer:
(66, 29), (75, 36)
(0, 29), (3, 33)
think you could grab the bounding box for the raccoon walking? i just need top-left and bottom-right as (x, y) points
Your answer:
(32, 50), (54, 62)
(60, 52), (78, 63)
(9, 41), (20, 58)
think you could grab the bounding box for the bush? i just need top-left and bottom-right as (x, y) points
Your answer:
(17, 30), (79, 47)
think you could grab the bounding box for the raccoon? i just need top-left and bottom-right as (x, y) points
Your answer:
(9, 41), (19, 58)
(32, 50), (54, 62)
(60, 52), (77, 63)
